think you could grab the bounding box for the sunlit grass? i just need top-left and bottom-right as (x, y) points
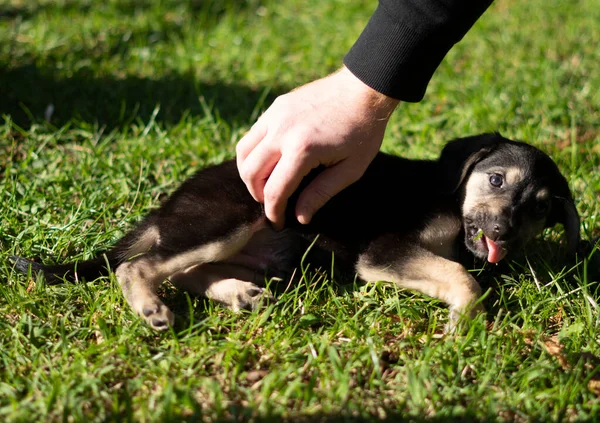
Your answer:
(1, 0), (599, 421)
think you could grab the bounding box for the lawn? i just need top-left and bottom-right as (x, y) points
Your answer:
(1, 0), (599, 421)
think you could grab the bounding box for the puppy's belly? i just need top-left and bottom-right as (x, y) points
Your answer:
(223, 227), (308, 276)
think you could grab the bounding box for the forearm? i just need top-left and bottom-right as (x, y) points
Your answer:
(344, 0), (494, 102)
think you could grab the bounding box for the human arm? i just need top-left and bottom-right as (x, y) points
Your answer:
(237, 0), (494, 229)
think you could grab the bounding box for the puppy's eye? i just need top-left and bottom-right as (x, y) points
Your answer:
(535, 200), (550, 216)
(489, 174), (503, 188)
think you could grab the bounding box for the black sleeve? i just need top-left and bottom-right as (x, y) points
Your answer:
(343, 0), (494, 102)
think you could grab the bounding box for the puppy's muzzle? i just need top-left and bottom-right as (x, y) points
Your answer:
(465, 210), (517, 263)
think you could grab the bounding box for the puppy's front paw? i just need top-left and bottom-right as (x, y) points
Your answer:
(137, 299), (175, 331)
(445, 303), (486, 333)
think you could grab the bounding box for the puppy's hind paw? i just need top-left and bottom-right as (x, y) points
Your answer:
(138, 300), (175, 331)
(233, 284), (274, 312)
(205, 279), (274, 312)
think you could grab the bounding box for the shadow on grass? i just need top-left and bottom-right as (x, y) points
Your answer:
(1, 0), (282, 130)
(0, 65), (284, 130)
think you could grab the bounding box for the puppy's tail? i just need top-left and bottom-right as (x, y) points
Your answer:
(9, 215), (162, 284)
(9, 251), (121, 284)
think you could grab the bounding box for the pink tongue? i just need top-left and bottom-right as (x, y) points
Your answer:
(485, 236), (507, 263)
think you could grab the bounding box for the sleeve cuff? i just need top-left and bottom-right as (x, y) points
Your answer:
(344, 2), (479, 102)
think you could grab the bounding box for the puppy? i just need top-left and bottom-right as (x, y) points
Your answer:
(10, 133), (581, 331)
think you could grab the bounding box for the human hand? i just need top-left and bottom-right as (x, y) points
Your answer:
(236, 66), (399, 229)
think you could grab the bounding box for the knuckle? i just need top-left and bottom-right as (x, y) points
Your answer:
(344, 165), (367, 184)
(310, 184), (333, 203)
(238, 165), (254, 183)
(300, 186), (332, 217)
(348, 170), (363, 184)
(263, 186), (281, 204)
(235, 141), (244, 156)
(272, 94), (291, 107)
(288, 134), (313, 155)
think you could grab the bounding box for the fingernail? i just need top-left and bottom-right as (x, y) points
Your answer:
(296, 212), (311, 225)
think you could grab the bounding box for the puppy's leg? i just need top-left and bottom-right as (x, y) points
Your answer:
(116, 224), (261, 330)
(357, 242), (483, 331)
(116, 256), (174, 330)
(170, 263), (272, 311)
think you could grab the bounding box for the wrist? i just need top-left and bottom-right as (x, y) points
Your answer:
(337, 66), (400, 120)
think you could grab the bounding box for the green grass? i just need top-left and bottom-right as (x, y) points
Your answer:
(1, 0), (600, 421)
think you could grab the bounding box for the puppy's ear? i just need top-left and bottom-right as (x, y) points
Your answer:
(438, 133), (505, 192)
(547, 193), (581, 254)
(540, 152), (580, 253)
(562, 199), (581, 254)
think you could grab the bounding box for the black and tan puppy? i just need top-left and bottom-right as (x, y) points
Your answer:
(11, 133), (581, 331)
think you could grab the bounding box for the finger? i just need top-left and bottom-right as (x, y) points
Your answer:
(236, 119), (268, 170)
(238, 135), (281, 203)
(263, 148), (316, 230)
(295, 160), (363, 224)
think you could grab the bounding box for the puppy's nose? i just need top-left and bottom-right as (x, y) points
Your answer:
(489, 217), (512, 241)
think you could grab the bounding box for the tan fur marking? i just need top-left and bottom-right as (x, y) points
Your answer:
(170, 263), (259, 293)
(115, 221), (264, 329)
(171, 263), (269, 311)
(115, 259), (173, 330)
(356, 251), (483, 326)
(153, 225), (258, 279)
(123, 225), (160, 259)
(504, 167), (524, 185)
(462, 171), (511, 216)
(481, 197), (509, 216)
(536, 188), (550, 201)
(461, 171), (489, 215)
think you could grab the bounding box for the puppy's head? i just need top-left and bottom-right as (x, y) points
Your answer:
(440, 133), (580, 263)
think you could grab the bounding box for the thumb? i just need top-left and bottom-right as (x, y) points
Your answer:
(295, 160), (364, 224)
